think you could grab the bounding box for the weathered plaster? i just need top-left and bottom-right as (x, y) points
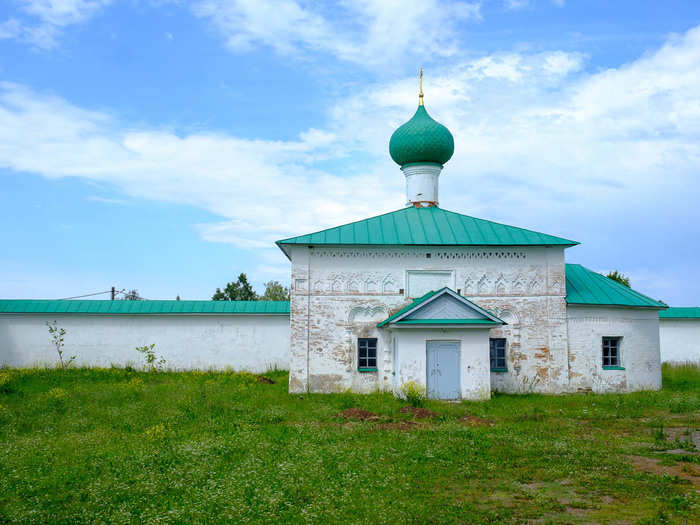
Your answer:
(392, 328), (491, 400)
(288, 244), (570, 395)
(567, 306), (661, 393)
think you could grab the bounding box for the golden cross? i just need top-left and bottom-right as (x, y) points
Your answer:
(419, 68), (424, 106)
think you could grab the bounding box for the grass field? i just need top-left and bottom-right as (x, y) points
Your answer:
(0, 363), (698, 524)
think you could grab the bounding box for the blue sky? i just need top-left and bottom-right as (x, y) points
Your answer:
(1, 1), (699, 304)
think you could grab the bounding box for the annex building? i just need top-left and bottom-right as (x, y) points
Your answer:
(2, 83), (692, 399)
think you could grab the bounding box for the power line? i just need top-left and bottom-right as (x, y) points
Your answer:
(58, 288), (151, 301)
(57, 289), (124, 300)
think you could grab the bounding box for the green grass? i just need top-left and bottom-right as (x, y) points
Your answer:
(0, 365), (698, 524)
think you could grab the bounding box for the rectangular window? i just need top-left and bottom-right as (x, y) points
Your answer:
(489, 338), (507, 371)
(358, 338), (377, 371)
(602, 337), (622, 368)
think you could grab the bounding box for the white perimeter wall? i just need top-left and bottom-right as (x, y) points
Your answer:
(659, 319), (700, 363)
(0, 314), (290, 372)
(567, 306), (661, 393)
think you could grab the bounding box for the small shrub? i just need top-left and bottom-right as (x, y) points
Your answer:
(144, 423), (168, 441)
(0, 404), (11, 424)
(46, 321), (75, 371)
(0, 370), (14, 394)
(398, 381), (426, 408)
(136, 344), (166, 372)
(651, 417), (667, 445)
(42, 387), (69, 410)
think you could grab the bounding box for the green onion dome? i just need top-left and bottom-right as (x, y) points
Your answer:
(389, 105), (454, 167)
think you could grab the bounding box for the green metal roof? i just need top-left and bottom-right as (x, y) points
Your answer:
(377, 288), (504, 328)
(0, 300), (290, 315)
(565, 264), (666, 309)
(659, 307), (700, 319)
(277, 206), (578, 256)
(394, 319), (500, 326)
(378, 289), (440, 327)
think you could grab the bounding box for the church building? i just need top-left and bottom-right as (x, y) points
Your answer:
(277, 79), (666, 400)
(0, 78), (673, 399)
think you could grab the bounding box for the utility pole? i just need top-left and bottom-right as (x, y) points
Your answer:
(111, 286), (116, 300)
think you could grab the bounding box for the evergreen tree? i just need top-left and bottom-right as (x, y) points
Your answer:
(212, 273), (258, 301)
(606, 270), (630, 288)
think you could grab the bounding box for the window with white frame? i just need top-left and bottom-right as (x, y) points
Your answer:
(602, 337), (622, 367)
(358, 338), (377, 371)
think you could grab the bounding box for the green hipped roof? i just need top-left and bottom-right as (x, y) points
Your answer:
(377, 288), (504, 328)
(389, 105), (454, 166)
(277, 206), (578, 257)
(565, 264), (666, 309)
(659, 307), (700, 319)
(0, 300), (290, 315)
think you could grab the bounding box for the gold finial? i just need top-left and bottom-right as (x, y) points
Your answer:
(419, 67), (424, 106)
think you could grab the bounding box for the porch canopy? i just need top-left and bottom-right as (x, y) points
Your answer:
(377, 288), (505, 329)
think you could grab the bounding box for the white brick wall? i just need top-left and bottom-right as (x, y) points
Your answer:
(567, 306), (661, 392)
(288, 244), (569, 394)
(659, 318), (700, 362)
(0, 314), (290, 372)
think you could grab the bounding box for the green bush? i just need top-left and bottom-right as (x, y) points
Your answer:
(398, 380), (426, 407)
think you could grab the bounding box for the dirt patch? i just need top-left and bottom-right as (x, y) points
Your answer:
(664, 427), (700, 450)
(628, 455), (700, 486)
(256, 375), (275, 384)
(400, 406), (438, 419)
(460, 414), (495, 427)
(377, 421), (420, 431)
(336, 408), (380, 421)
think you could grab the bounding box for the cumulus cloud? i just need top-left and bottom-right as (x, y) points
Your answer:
(0, 81), (403, 252)
(3, 0), (112, 49)
(2, 25), (700, 299)
(192, 0), (482, 66)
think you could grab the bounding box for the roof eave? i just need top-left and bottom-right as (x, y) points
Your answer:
(566, 301), (667, 310)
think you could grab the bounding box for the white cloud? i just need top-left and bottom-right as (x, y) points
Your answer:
(19, 0), (112, 26)
(4, 0), (112, 49)
(0, 81), (402, 253)
(0, 18), (23, 39)
(505, 0), (529, 10)
(192, 0), (482, 66)
(2, 25), (700, 299)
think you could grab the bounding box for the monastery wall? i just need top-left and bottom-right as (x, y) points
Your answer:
(659, 318), (700, 363)
(288, 244), (569, 394)
(0, 314), (290, 371)
(566, 306), (661, 392)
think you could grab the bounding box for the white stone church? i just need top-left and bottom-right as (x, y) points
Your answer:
(1, 88), (676, 400)
(277, 89), (666, 400)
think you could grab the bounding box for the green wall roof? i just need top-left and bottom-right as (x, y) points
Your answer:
(565, 264), (666, 309)
(0, 300), (290, 315)
(277, 207), (578, 256)
(659, 307), (700, 319)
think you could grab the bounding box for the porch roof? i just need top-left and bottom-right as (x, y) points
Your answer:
(377, 287), (505, 328)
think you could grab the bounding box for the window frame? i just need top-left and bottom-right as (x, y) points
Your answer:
(489, 338), (507, 372)
(357, 337), (378, 372)
(602, 336), (624, 370)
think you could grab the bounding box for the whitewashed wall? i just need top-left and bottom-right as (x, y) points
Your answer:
(393, 328), (492, 400)
(659, 319), (700, 362)
(0, 314), (290, 371)
(288, 244), (568, 394)
(567, 306), (661, 393)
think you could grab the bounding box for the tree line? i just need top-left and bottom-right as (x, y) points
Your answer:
(212, 273), (289, 301)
